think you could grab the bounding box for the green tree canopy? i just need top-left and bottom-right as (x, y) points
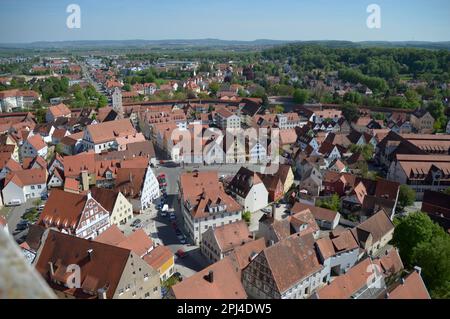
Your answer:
(293, 89), (309, 104)
(398, 185), (416, 208)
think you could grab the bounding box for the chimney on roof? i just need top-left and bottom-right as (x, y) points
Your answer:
(48, 261), (55, 276)
(98, 288), (107, 299)
(206, 270), (214, 283)
(87, 248), (94, 260)
(414, 266), (422, 275)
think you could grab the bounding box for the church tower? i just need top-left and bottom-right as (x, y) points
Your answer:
(112, 87), (123, 119)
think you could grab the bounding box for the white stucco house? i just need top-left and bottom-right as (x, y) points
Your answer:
(2, 169), (48, 206)
(20, 134), (48, 160)
(228, 167), (269, 213)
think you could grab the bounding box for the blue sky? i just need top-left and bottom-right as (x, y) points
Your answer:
(0, 0), (449, 43)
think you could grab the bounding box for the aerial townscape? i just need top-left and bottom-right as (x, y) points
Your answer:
(0, 1), (449, 305)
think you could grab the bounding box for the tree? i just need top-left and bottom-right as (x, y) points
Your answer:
(242, 211), (251, 224)
(209, 82), (220, 96)
(444, 187), (450, 195)
(293, 89), (309, 104)
(349, 144), (374, 161)
(392, 212), (446, 267)
(274, 105), (284, 114)
(343, 91), (362, 105)
(342, 103), (359, 123)
(398, 185), (416, 208)
(412, 236), (450, 299)
(35, 108), (47, 124)
(316, 193), (340, 211)
(97, 95), (108, 108)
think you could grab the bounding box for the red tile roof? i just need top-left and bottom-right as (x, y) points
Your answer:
(171, 257), (247, 299)
(388, 271), (430, 299)
(35, 230), (130, 299)
(5, 169), (46, 187)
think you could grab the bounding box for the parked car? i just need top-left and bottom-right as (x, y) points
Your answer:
(176, 249), (186, 259)
(16, 221), (30, 231)
(169, 213), (176, 221)
(178, 235), (186, 244)
(175, 228), (182, 236)
(40, 194), (48, 201)
(160, 210), (168, 217)
(131, 219), (142, 227)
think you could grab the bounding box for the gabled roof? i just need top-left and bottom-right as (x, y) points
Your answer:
(143, 245), (173, 270)
(117, 229), (153, 257)
(261, 233), (322, 294)
(90, 187), (120, 214)
(228, 238), (266, 272)
(228, 167), (264, 198)
(26, 134), (47, 151)
(291, 202), (338, 223)
(387, 271), (430, 299)
(48, 103), (71, 118)
(86, 119), (136, 144)
(352, 210), (395, 244)
(5, 169), (46, 187)
(213, 220), (252, 253)
(315, 258), (378, 299)
(316, 229), (359, 260)
(171, 257), (247, 299)
(35, 230), (130, 299)
(94, 224), (127, 246)
(38, 189), (88, 230)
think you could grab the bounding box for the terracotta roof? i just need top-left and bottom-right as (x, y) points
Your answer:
(352, 210), (395, 244)
(215, 108), (236, 119)
(94, 225), (127, 246)
(0, 89), (39, 99)
(228, 167), (263, 198)
(289, 209), (320, 236)
(180, 171), (242, 219)
(171, 257), (247, 299)
(90, 187), (119, 213)
(228, 238), (266, 273)
(35, 230), (130, 299)
(38, 189), (88, 230)
(213, 221), (253, 253)
(374, 248), (404, 277)
(63, 152), (96, 177)
(26, 134), (47, 151)
(143, 245), (173, 270)
(48, 103), (71, 118)
(388, 271), (430, 299)
(64, 178), (79, 192)
(5, 169), (46, 187)
(291, 202), (338, 223)
(316, 230), (359, 260)
(117, 229), (153, 257)
(279, 129), (297, 145)
(315, 258), (378, 299)
(276, 164), (292, 184)
(86, 119), (136, 144)
(115, 167), (147, 198)
(262, 233), (322, 294)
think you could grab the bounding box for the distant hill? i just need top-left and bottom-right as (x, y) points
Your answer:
(0, 39), (292, 49)
(0, 39), (449, 51)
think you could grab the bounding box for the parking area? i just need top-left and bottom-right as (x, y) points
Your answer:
(5, 196), (48, 243)
(117, 170), (209, 280)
